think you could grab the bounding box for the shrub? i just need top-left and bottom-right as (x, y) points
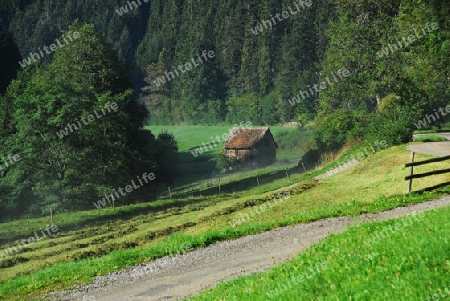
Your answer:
(300, 149), (321, 168)
(315, 109), (367, 152)
(213, 150), (239, 172)
(366, 103), (417, 146)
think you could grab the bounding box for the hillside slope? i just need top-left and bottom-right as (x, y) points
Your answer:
(1, 144), (450, 299)
(42, 196), (450, 301)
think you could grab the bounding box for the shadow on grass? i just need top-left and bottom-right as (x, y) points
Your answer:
(414, 181), (450, 193)
(0, 193), (232, 246)
(175, 165), (306, 197)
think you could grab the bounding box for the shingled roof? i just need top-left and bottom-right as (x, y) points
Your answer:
(224, 127), (270, 149)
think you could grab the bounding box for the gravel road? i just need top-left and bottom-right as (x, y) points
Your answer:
(41, 195), (450, 301)
(407, 141), (450, 157)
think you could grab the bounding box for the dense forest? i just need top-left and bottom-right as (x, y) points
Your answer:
(0, 0), (449, 219)
(1, 0), (446, 126)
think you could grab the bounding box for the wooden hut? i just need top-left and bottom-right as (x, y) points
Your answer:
(224, 127), (277, 167)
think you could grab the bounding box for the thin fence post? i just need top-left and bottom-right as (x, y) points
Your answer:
(407, 152), (415, 194)
(50, 208), (53, 226)
(218, 177), (221, 194)
(168, 186), (172, 199)
(302, 162), (306, 174)
(256, 174), (260, 187)
(285, 167), (290, 181)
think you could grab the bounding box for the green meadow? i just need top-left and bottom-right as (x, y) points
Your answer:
(189, 206), (450, 301)
(1, 141), (450, 299)
(146, 125), (314, 198)
(146, 125), (309, 158)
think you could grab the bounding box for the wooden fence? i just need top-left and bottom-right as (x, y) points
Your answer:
(405, 152), (450, 194)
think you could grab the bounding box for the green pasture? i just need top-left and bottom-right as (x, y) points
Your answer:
(1, 144), (450, 299)
(190, 206), (450, 300)
(146, 125), (314, 196)
(146, 125), (308, 158)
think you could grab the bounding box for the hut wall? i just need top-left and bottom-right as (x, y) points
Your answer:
(224, 130), (277, 167)
(255, 133), (277, 165)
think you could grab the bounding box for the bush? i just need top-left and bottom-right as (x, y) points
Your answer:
(300, 149), (321, 168)
(315, 109), (367, 152)
(213, 150), (239, 172)
(366, 104), (416, 146)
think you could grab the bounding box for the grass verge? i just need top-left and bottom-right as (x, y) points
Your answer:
(189, 206), (450, 301)
(415, 135), (448, 142)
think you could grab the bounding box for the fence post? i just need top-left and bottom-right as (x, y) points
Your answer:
(285, 167), (290, 181)
(406, 152), (415, 194)
(218, 177), (221, 194)
(168, 186), (172, 199)
(256, 174), (260, 187)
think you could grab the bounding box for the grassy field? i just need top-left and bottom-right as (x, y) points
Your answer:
(146, 125), (304, 157)
(146, 125), (314, 198)
(1, 143), (450, 299)
(189, 206), (450, 300)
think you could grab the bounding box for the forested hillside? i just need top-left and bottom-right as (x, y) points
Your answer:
(1, 0), (448, 127)
(0, 0), (331, 125)
(0, 0), (449, 219)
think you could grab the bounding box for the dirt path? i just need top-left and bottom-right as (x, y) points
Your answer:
(314, 158), (358, 180)
(42, 196), (450, 301)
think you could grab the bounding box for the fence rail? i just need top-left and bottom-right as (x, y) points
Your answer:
(405, 152), (450, 194)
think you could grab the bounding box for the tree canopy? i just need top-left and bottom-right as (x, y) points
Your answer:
(0, 22), (176, 220)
